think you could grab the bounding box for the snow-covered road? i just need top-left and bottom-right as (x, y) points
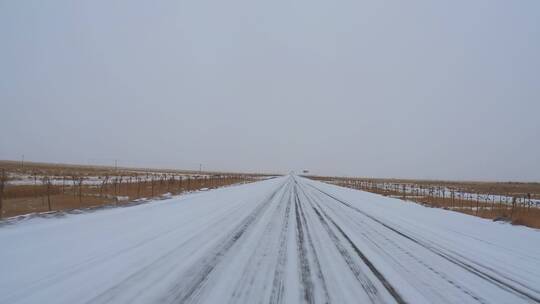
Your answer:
(1, 176), (539, 304)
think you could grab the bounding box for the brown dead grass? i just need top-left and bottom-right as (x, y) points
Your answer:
(0, 160), (264, 218)
(2, 177), (252, 218)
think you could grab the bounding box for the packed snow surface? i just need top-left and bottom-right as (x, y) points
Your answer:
(1, 176), (539, 304)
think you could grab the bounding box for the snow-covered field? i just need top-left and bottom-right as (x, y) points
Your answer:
(1, 176), (539, 304)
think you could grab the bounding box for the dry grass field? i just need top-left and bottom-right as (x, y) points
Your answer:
(0, 160), (266, 218)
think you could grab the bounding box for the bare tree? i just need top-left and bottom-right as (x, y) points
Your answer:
(510, 196), (517, 221)
(118, 176), (123, 196)
(136, 176), (142, 197)
(151, 176), (156, 197)
(78, 177), (84, 205)
(0, 169), (8, 218)
(33, 171), (38, 198)
(71, 175), (78, 198)
(112, 177), (118, 195)
(42, 176), (52, 211)
(127, 176), (133, 197)
(100, 175), (109, 197)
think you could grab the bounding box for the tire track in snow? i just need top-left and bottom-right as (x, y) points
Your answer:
(84, 194), (267, 304)
(307, 182), (540, 304)
(227, 180), (293, 303)
(294, 186), (316, 304)
(268, 185), (293, 304)
(6, 196), (260, 304)
(292, 183), (331, 304)
(296, 180), (406, 304)
(309, 186), (488, 304)
(5, 176), (538, 304)
(162, 180), (288, 304)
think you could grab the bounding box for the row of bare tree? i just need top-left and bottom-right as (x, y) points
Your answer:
(0, 172), (255, 218)
(327, 179), (538, 222)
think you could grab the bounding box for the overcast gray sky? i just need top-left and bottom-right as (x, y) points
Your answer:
(1, 0), (539, 181)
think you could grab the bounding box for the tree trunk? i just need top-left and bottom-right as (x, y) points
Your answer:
(47, 181), (52, 212)
(78, 178), (83, 205)
(0, 169), (5, 218)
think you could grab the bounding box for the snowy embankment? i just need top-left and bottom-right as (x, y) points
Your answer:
(0, 176), (539, 304)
